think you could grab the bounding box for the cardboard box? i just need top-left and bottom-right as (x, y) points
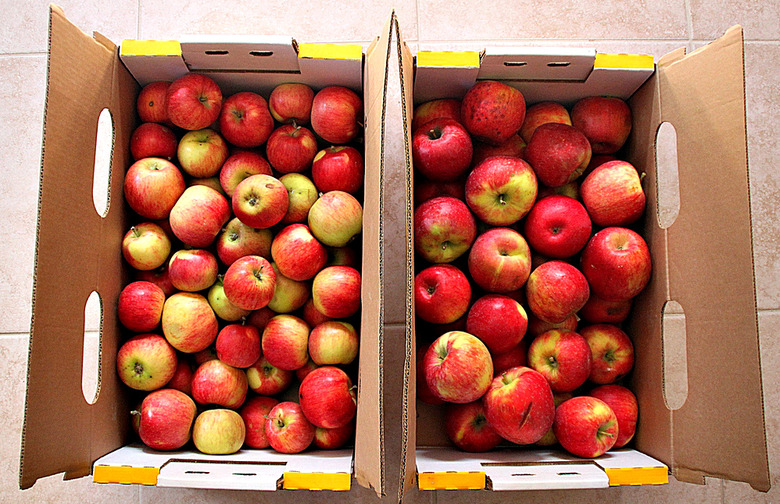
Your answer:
(19, 4), (392, 495)
(394, 18), (770, 495)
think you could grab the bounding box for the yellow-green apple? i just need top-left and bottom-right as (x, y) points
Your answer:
(571, 96), (632, 155)
(308, 321), (359, 366)
(465, 294), (527, 354)
(116, 333), (177, 391)
(580, 226), (651, 301)
(137, 80), (170, 124)
(262, 314), (310, 371)
(461, 80), (526, 146)
(527, 329), (592, 393)
(246, 355), (294, 395)
(308, 190), (363, 247)
(122, 222), (171, 271)
(207, 277), (251, 322)
(192, 409), (246, 455)
(519, 101), (572, 143)
(271, 223), (327, 281)
(424, 331), (493, 404)
(537, 180), (580, 201)
(580, 160), (646, 226)
(526, 260), (590, 324)
(135, 264), (175, 296)
(267, 263), (310, 313)
(219, 151), (272, 198)
(525, 123), (592, 187)
(266, 124), (318, 174)
(482, 366), (554, 444)
(130, 122), (177, 160)
(118, 280), (165, 333)
(467, 227), (532, 293)
(177, 128), (229, 178)
(535, 391), (574, 446)
(580, 323), (635, 384)
(264, 401), (316, 454)
(413, 117), (473, 182)
(232, 173), (289, 229)
(169, 185), (230, 248)
(414, 196), (476, 264)
(311, 265), (361, 319)
(166, 73), (222, 130)
(161, 292), (219, 353)
(465, 156), (538, 226)
(590, 384), (638, 448)
(310, 86), (363, 144)
(295, 358), (320, 382)
(216, 217), (273, 267)
(311, 145), (364, 194)
(269, 83), (314, 124)
(135, 388), (196, 450)
(167, 248), (218, 292)
(412, 98), (462, 132)
(124, 157), (185, 220)
(246, 306), (277, 333)
(279, 173), (319, 224)
(302, 298), (332, 327)
(579, 295), (632, 324)
(298, 366), (357, 429)
(240, 395), (280, 449)
(216, 323), (262, 368)
(444, 400), (503, 452)
(414, 178), (466, 206)
(414, 264), (472, 325)
(491, 341), (528, 376)
(191, 359), (248, 409)
(166, 359), (194, 396)
(554, 396), (618, 457)
(523, 195), (592, 258)
(470, 134), (526, 167)
(527, 312), (578, 338)
(314, 420), (355, 449)
(218, 91), (274, 148)
(223, 255), (277, 311)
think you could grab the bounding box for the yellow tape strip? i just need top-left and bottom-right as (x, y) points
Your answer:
(418, 471), (485, 490)
(416, 51), (481, 68)
(594, 53), (655, 70)
(120, 40), (182, 57)
(605, 466), (669, 486)
(282, 472), (351, 491)
(93, 466), (159, 486)
(298, 43), (362, 61)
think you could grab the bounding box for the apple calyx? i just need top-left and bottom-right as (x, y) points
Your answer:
(497, 193), (508, 206)
(133, 362), (145, 376)
(440, 240), (451, 251)
(602, 349), (617, 363)
(232, 108), (244, 120)
(472, 413), (488, 429)
(547, 355), (558, 369)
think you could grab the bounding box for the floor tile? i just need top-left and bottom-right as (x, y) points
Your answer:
(690, 0), (780, 41)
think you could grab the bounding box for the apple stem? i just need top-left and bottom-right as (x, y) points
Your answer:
(130, 410), (140, 417)
(130, 226), (141, 238)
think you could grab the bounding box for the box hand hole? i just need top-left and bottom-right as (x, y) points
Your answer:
(82, 291), (103, 405)
(662, 300), (688, 410)
(92, 108), (114, 218)
(655, 122), (680, 229)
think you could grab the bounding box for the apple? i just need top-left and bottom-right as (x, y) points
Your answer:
(262, 314), (310, 371)
(266, 124), (318, 174)
(527, 312), (578, 338)
(194, 347), (218, 365)
(571, 96), (632, 154)
(412, 98), (462, 132)
(416, 343), (444, 405)
(311, 265), (361, 319)
(467, 227), (532, 293)
(216, 217), (273, 267)
(470, 134), (526, 167)
(271, 223), (327, 281)
(122, 222), (171, 271)
(537, 180), (580, 201)
(267, 263), (310, 314)
(219, 151), (273, 198)
(465, 294), (527, 355)
(137, 81), (170, 124)
(523, 195), (592, 258)
(580, 226), (652, 301)
(583, 153), (617, 178)
(207, 277), (251, 322)
(311, 145), (364, 194)
(124, 157), (185, 220)
(240, 395), (280, 449)
(279, 173), (319, 224)
(161, 292), (219, 353)
(295, 358), (320, 382)
(491, 341), (528, 376)
(414, 264), (472, 325)
(414, 178), (466, 206)
(314, 420), (355, 450)
(118, 281), (165, 333)
(135, 264), (176, 297)
(116, 333), (177, 391)
(264, 401), (316, 454)
(535, 391), (574, 446)
(554, 396), (618, 458)
(189, 175), (225, 195)
(525, 123), (592, 187)
(519, 101), (572, 143)
(169, 185), (231, 248)
(461, 80), (526, 146)
(482, 366), (555, 444)
(580, 160), (646, 227)
(580, 323), (635, 384)
(590, 384), (638, 448)
(246, 355), (294, 395)
(218, 91), (275, 148)
(302, 297), (332, 327)
(308, 190), (363, 247)
(526, 260), (590, 324)
(192, 408), (246, 455)
(298, 366), (357, 429)
(177, 128), (229, 178)
(412, 117), (473, 182)
(424, 331), (493, 404)
(166, 73), (223, 130)
(216, 323), (262, 368)
(223, 255), (277, 311)
(579, 295), (632, 324)
(308, 321), (359, 366)
(166, 359), (194, 396)
(191, 359), (248, 409)
(444, 401), (503, 452)
(327, 246), (359, 268)
(167, 248), (218, 292)
(246, 306), (277, 333)
(269, 83), (314, 124)
(135, 388), (196, 450)
(310, 86), (363, 144)
(130, 122), (177, 160)
(465, 156), (538, 226)
(232, 174), (289, 229)
(414, 196), (476, 264)
(527, 329), (592, 393)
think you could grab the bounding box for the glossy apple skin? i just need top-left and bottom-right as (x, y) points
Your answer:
(311, 146), (364, 194)
(308, 321), (359, 366)
(218, 91), (275, 148)
(491, 341), (528, 376)
(311, 266), (361, 319)
(580, 227), (652, 302)
(314, 420), (355, 449)
(216, 217), (273, 267)
(130, 122), (177, 160)
(298, 366), (357, 429)
(554, 396), (619, 458)
(308, 190), (363, 248)
(519, 101), (572, 143)
(240, 395), (280, 449)
(468, 227), (532, 293)
(580, 323), (635, 384)
(192, 409), (246, 455)
(535, 391), (574, 446)
(166, 360), (193, 396)
(271, 224), (327, 281)
(527, 313), (578, 338)
(444, 401), (503, 452)
(167, 248), (218, 292)
(216, 324), (262, 368)
(527, 329), (592, 393)
(414, 196), (477, 264)
(124, 157), (185, 220)
(136, 388), (196, 451)
(579, 295), (632, 324)
(465, 156), (538, 226)
(122, 222), (172, 271)
(461, 80), (526, 146)
(412, 98), (462, 133)
(415, 264), (472, 325)
(191, 359), (248, 409)
(526, 260), (590, 324)
(590, 384), (638, 448)
(135, 265), (176, 297)
(219, 151), (273, 198)
(264, 401), (316, 454)
(581, 160), (646, 227)
(137, 81), (170, 123)
(525, 123), (592, 187)
(261, 314), (311, 371)
(161, 292), (219, 353)
(116, 333), (177, 391)
(232, 174), (289, 230)
(571, 96), (632, 154)
(177, 128), (229, 178)
(207, 278), (251, 322)
(246, 355), (294, 395)
(266, 124), (318, 174)
(416, 343), (444, 405)
(523, 195), (592, 258)
(310, 86), (363, 144)
(466, 294), (527, 355)
(269, 83), (314, 124)
(223, 255), (277, 311)
(166, 73), (223, 131)
(424, 331), (493, 404)
(169, 185), (231, 248)
(118, 281), (165, 333)
(412, 117), (473, 182)
(279, 173), (319, 224)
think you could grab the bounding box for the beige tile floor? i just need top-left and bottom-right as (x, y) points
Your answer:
(1, 1), (779, 503)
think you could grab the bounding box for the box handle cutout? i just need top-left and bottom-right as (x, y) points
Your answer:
(204, 50), (229, 55)
(547, 61), (571, 67)
(93, 108), (114, 218)
(503, 61), (528, 67)
(82, 290), (103, 405)
(655, 122), (680, 229)
(662, 300), (688, 410)
(249, 50), (274, 57)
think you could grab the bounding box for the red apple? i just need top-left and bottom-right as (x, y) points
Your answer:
(116, 333), (177, 391)
(218, 91), (274, 148)
(216, 217), (273, 266)
(271, 223), (327, 281)
(311, 145), (364, 194)
(161, 292), (219, 353)
(461, 80), (526, 146)
(246, 355), (294, 396)
(298, 366), (357, 429)
(246, 306), (277, 333)
(261, 314), (310, 371)
(219, 151), (272, 198)
(580, 160), (646, 227)
(571, 96), (632, 154)
(580, 323), (635, 384)
(415, 264), (472, 325)
(416, 343), (444, 405)
(579, 295), (632, 324)
(580, 227), (652, 302)
(470, 134), (526, 167)
(191, 359), (248, 409)
(527, 312), (578, 338)
(302, 298), (332, 328)
(269, 83), (314, 124)
(583, 153), (617, 178)
(308, 321), (359, 366)
(444, 401), (503, 452)
(414, 196), (476, 264)
(519, 101), (572, 143)
(525, 123), (592, 187)
(118, 281), (165, 333)
(537, 180), (580, 201)
(167, 248), (218, 292)
(232, 174), (289, 229)
(192, 408), (246, 455)
(465, 156), (538, 226)
(166, 359), (194, 396)
(311, 265), (361, 319)
(216, 323), (262, 368)
(491, 341), (528, 376)
(135, 265), (176, 297)
(308, 190), (363, 247)
(137, 81), (170, 124)
(264, 401), (316, 454)
(414, 178), (466, 206)
(177, 128), (229, 178)
(279, 173), (319, 224)
(310, 86), (363, 144)
(535, 391), (575, 446)
(169, 185), (231, 248)
(412, 98), (461, 132)
(135, 388), (196, 450)
(296, 358), (320, 382)
(223, 255), (277, 311)
(240, 395), (280, 449)
(412, 117), (473, 182)
(527, 329), (592, 393)
(314, 420), (355, 450)
(166, 73), (222, 130)
(523, 195), (592, 258)
(590, 384), (638, 448)
(465, 294), (527, 354)
(207, 277), (251, 322)
(326, 246), (359, 268)
(124, 157), (185, 220)
(554, 396), (618, 458)
(267, 263), (310, 314)
(467, 227), (532, 293)
(526, 260), (590, 324)
(130, 122), (177, 160)
(189, 175), (224, 195)
(424, 331), (493, 404)
(122, 222), (171, 271)
(266, 124), (318, 174)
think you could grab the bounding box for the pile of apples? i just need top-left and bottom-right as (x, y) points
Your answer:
(413, 81), (648, 458)
(115, 73), (364, 455)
